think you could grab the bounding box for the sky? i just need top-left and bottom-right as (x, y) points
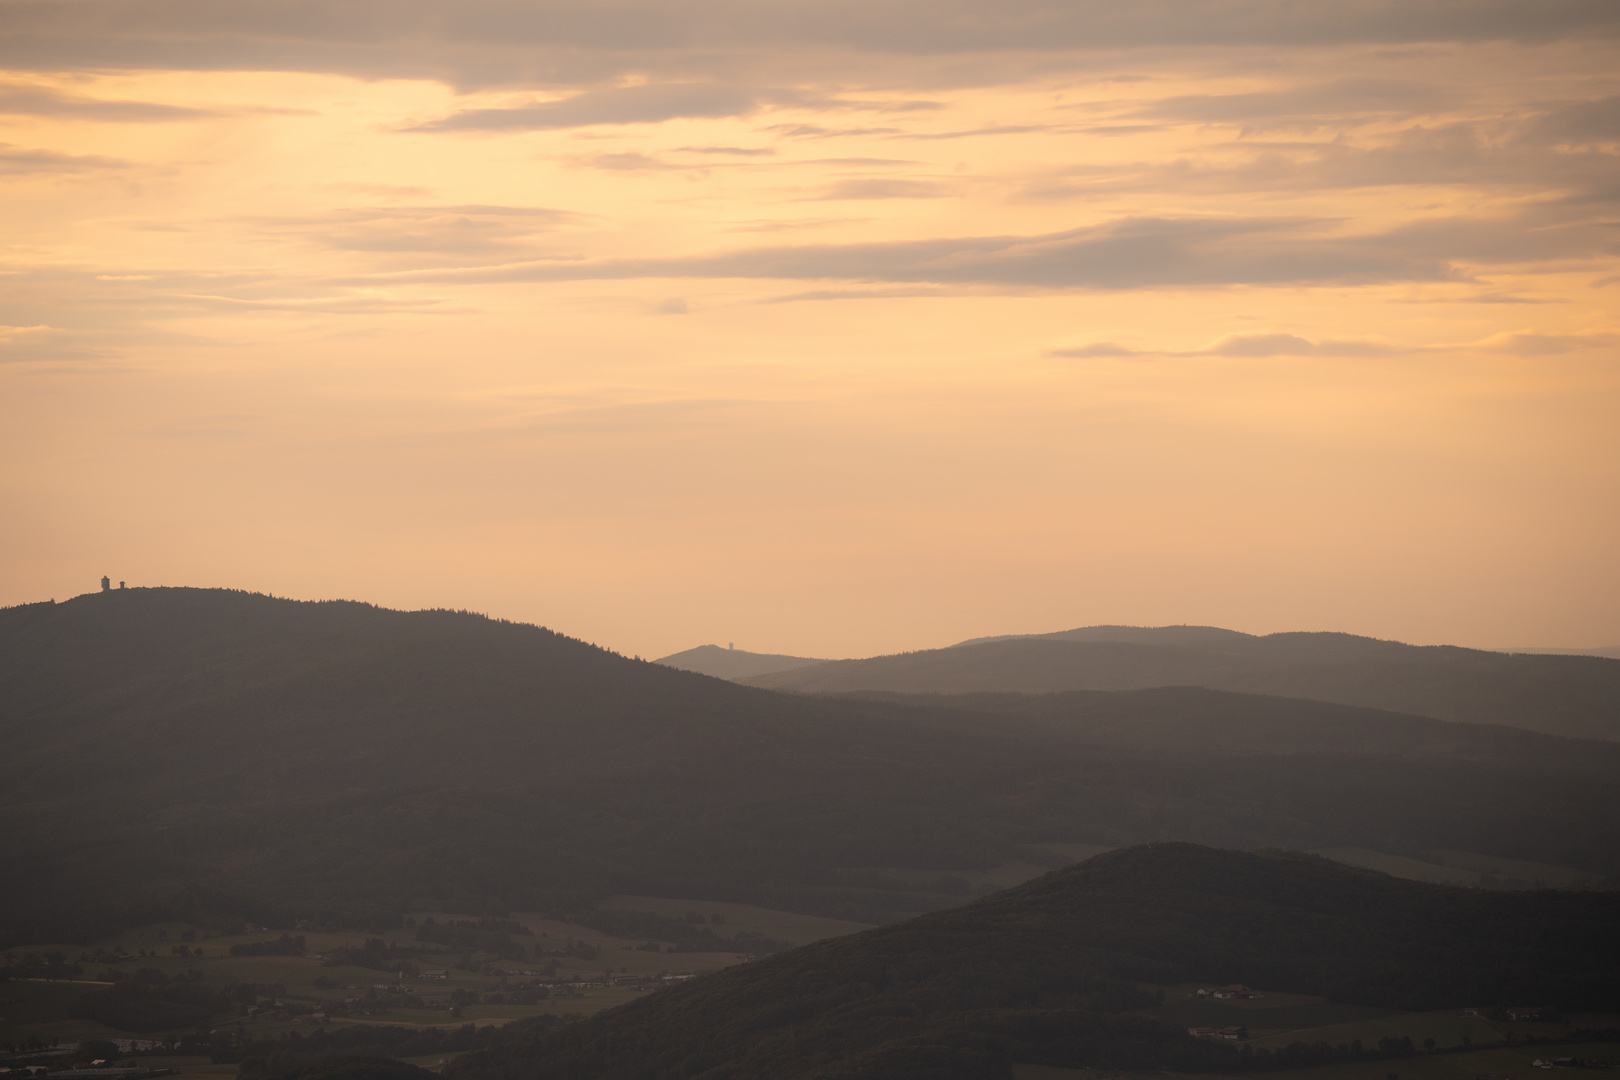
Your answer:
(1, 0), (1618, 659)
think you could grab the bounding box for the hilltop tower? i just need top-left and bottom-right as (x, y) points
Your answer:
(100, 575), (110, 592)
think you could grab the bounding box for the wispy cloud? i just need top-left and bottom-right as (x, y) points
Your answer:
(1471, 330), (1620, 355)
(1523, 94), (1620, 148)
(677, 145), (776, 156)
(1136, 78), (1452, 125)
(812, 178), (951, 200)
(0, 323), (114, 363)
(2, 2), (1616, 87)
(1048, 333), (1396, 358)
(409, 84), (764, 132)
(1196, 332), (1396, 357)
(0, 82), (221, 121)
(1047, 328), (1619, 359)
(1013, 102), (1620, 210)
(763, 124), (901, 139)
(897, 124), (1058, 141)
(0, 143), (127, 173)
(237, 204), (583, 263)
(1046, 341), (1142, 357)
(329, 214), (1483, 290)
(574, 151), (684, 172)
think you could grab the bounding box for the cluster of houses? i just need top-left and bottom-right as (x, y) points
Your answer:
(558, 973), (693, 991)
(1507, 1008), (1555, 1022)
(1195, 984), (1264, 1000)
(1186, 984), (1258, 1040)
(1461, 1007), (1559, 1022)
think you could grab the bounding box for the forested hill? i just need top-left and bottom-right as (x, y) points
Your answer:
(654, 643), (827, 679)
(445, 843), (1620, 1080)
(741, 625), (1620, 740)
(4, 588), (1619, 947)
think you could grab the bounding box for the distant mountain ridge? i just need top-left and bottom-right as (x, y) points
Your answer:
(1505, 645), (1620, 660)
(950, 624), (1253, 649)
(5, 590), (1619, 948)
(654, 643), (827, 679)
(955, 623), (1620, 661)
(741, 624), (1620, 741)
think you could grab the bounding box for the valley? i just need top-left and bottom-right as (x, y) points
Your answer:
(5, 591), (1619, 1080)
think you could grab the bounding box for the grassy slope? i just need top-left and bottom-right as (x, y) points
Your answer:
(445, 844), (1620, 1080)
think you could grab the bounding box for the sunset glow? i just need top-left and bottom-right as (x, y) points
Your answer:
(2, 3), (1617, 656)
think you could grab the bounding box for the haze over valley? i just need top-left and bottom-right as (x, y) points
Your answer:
(3, 2), (1619, 1078)
(667, 626), (1620, 741)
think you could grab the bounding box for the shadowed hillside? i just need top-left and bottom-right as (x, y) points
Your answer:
(445, 844), (1620, 1080)
(1507, 645), (1620, 660)
(741, 626), (1620, 740)
(4, 590), (1619, 947)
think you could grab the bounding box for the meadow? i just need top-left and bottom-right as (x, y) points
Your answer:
(0, 899), (819, 1064)
(8, 850), (1618, 1080)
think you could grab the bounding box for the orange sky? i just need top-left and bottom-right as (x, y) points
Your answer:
(1, 3), (1617, 657)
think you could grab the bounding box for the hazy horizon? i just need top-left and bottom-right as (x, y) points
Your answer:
(2, 1), (1617, 660)
(11, 583), (1620, 662)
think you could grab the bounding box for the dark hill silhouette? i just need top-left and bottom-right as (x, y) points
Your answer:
(741, 625), (1620, 741)
(654, 643), (827, 679)
(4, 589), (1619, 946)
(1508, 644), (1620, 659)
(446, 844), (1620, 1080)
(822, 687), (1620, 767)
(952, 624), (1254, 649)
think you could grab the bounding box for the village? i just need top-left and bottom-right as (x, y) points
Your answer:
(1185, 985), (1264, 1040)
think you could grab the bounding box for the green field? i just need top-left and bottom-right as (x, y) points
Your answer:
(0, 909), (771, 1052)
(1144, 989), (1397, 1036)
(0, 895), (880, 1052)
(1250, 1010), (1504, 1051)
(0, 978), (125, 1047)
(7, 917), (1610, 1080)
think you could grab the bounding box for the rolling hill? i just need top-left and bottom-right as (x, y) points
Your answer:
(4, 589), (1619, 948)
(1506, 645), (1620, 660)
(444, 843), (1620, 1080)
(740, 625), (1620, 741)
(653, 643), (828, 679)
